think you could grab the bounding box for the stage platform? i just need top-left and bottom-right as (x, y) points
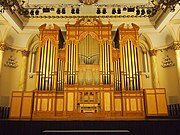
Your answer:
(0, 118), (180, 135)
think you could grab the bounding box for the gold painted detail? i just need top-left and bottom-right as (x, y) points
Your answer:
(0, 43), (6, 51)
(112, 49), (120, 62)
(21, 50), (30, 57)
(173, 42), (180, 50)
(79, 0), (98, 5)
(149, 49), (157, 56)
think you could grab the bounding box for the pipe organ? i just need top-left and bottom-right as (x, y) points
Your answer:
(9, 19), (168, 120)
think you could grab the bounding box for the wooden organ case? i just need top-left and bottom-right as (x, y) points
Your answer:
(9, 19), (168, 120)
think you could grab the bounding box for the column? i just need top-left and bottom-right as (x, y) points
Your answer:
(0, 42), (6, 76)
(149, 49), (160, 88)
(18, 50), (30, 91)
(174, 42), (180, 86)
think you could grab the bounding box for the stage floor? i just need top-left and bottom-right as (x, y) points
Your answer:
(0, 118), (180, 135)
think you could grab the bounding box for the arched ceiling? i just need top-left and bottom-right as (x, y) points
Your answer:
(0, 0), (179, 49)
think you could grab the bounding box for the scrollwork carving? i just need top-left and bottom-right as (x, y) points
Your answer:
(149, 49), (157, 56)
(173, 42), (180, 50)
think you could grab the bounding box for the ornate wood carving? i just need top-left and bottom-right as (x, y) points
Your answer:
(112, 48), (120, 62)
(65, 18), (112, 42)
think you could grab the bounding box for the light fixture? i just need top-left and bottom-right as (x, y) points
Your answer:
(141, 9), (145, 15)
(96, 8), (100, 14)
(62, 8), (66, 14)
(146, 9), (151, 15)
(127, 7), (135, 12)
(71, 8), (75, 14)
(56, 8), (60, 14)
(79, 0), (98, 5)
(43, 8), (50, 13)
(35, 9), (39, 15)
(102, 8), (106, 14)
(117, 8), (121, 14)
(136, 9), (140, 15)
(112, 8), (116, 14)
(30, 9), (34, 15)
(4, 56), (18, 68)
(0, 0), (178, 18)
(76, 8), (80, 14)
(123, 7), (127, 11)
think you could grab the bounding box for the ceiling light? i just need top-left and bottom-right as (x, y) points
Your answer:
(62, 8), (66, 14)
(141, 9), (145, 15)
(76, 8), (80, 14)
(112, 8), (116, 14)
(136, 9), (140, 15)
(56, 8), (60, 14)
(96, 8), (101, 14)
(30, 10), (34, 15)
(146, 9), (151, 14)
(35, 9), (39, 15)
(127, 7), (135, 12)
(117, 8), (121, 14)
(71, 8), (75, 14)
(102, 8), (107, 14)
(123, 7), (127, 11)
(43, 8), (50, 13)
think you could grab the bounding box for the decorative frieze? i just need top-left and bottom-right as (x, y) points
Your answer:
(149, 49), (157, 56)
(173, 42), (180, 50)
(21, 50), (30, 57)
(0, 43), (6, 51)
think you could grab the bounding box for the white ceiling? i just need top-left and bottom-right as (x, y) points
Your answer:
(27, 0), (150, 5)
(0, 0), (179, 49)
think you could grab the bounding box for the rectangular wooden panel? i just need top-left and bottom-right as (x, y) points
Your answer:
(9, 97), (22, 118)
(67, 93), (74, 111)
(21, 92), (33, 118)
(115, 98), (121, 111)
(56, 98), (64, 111)
(21, 97), (32, 118)
(146, 95), (157, 115)
(104, 92), (110, 111)
(144, 88), (168, 116)
(156, 94), (168, 115)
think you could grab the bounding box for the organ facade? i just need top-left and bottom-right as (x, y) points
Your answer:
(9, 18), (168, 119)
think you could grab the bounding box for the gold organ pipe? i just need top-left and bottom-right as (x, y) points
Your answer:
(42, 41), (47, 90)
(130, 41), (136, 90)
(70, 43), (73, 84)
(123, 45), (127, 90)
(67, 44), (70, 84)
(134, 46), (139, 90)
(38, 47), (43, 90)
(107, 42), (109, 84)
(46, 40), (51, 90)
(114, 61), (116, 90)
(73, 43), (76, 84)
(76, 42), (79, 84)
(102, 42), (104, 84)
(49, 44), (53, 90)
(117, 59), (120, 90)
(127, 40), (132, 90)
(99, 43), (102, 84)
(105, 41), (107, 84)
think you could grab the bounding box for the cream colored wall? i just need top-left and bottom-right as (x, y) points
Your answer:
(156, 49), (180, 104)
(0, 50), (22, 106)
